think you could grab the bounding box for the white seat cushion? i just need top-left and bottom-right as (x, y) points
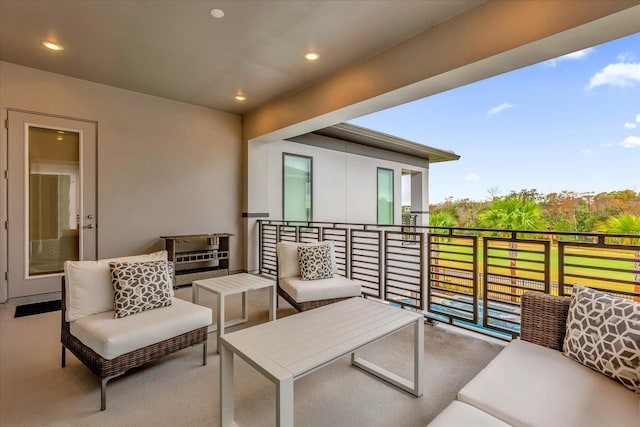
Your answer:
(280, 275), (361, 303)
(458, 339), (640, 427)
(426, 401), (509, 427)
(70, 298), (212, 360)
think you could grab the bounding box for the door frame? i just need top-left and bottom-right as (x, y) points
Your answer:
(1, 108), (98, 302)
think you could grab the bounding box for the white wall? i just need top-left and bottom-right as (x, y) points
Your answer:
(266, 139), (426, 224)
(0, 61), (243, 301)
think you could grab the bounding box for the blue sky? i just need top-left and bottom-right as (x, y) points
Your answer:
(350, 32), (640, 205)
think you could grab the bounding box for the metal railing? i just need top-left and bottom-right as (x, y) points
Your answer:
(258, 220), (640, 340)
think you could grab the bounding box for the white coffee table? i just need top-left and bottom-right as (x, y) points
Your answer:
(192, 273), (276, 353)
(220, 297), (424, 427)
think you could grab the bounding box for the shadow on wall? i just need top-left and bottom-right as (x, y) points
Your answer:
(138, 239), (166, 255)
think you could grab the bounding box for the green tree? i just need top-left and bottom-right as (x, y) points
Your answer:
(596, 214), (640, 297)
(428, 211), (457, 287)
(429, 211), (457, 228)
(596, 214), (640, 241)
(478, 197), (547, 296)
(478, 197), (547, 231)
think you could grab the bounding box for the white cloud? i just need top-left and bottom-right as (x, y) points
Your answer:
(487, 103), (514, 117)
(587, 62), (640, 90)
(546, 48), (594, 66)
(619, 135), (640, 148)
(636, 113), (640, 123)
(625, 122), (637, 129)
(581, 148), (592, 155)
(601, 141), (615, 148)
(465, 173), (480, 182)
(617, 52), (636, 62)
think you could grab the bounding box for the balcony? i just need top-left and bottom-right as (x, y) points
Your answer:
(1, 221), (636, 425)
(258, 220), (640, 340)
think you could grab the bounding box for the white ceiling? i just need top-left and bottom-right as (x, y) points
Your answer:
(0, 0), (484, 114)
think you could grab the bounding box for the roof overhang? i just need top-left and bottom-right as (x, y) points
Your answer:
(313, 123), (460, 163)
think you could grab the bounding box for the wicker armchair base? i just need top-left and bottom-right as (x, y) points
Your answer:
(277, 285), (352, 312)
(520, 291), (571, 351)
(61, 279), (208, 410)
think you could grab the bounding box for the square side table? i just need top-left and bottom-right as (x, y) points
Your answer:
(192, 273), (276, 353)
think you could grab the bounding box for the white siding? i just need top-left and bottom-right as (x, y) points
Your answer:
(267, 139), (427, 224)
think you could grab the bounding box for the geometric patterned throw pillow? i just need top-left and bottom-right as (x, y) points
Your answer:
(110, 261), (173, 319)
(297, 244), (334, 281)
(563, 285), (640, 393)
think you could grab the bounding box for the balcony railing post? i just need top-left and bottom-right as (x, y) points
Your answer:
(558, 241), (566, 296)
(258, 220), (263, 274)
(379, 230), (385, 300)
(419, 232), (425, 311)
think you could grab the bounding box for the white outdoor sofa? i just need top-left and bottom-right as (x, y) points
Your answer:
(428, 291), (639, 427)
(61, 251), (212, 410)
(276, 241), (361, 311)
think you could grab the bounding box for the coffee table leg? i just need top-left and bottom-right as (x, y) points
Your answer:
(192, 283), (199, 303)
(269, 284), (276, 321)
(276, 377), (294, 427)
(217, 293), (225, 354)
(414, 316), (424, 396)
(220, 341), (236, 427)
(351, 319), (424, 397)
(241, 291), (248, 322)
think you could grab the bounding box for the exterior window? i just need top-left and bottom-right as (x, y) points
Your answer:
(283, 153), (312, 221)
(377, 168), (394, 225)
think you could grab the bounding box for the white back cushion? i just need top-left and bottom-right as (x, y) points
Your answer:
(276, 241), (337, 279)
(64, 250), (169, 322)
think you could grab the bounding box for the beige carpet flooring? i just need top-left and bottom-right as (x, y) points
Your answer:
(0, 287), (504, 427)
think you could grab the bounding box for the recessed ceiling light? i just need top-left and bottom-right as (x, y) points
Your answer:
(234, 94), (246, 101)
(210, 8), (224, 18)
(41, 41), (64, 51)
(305, 52), (320, 61)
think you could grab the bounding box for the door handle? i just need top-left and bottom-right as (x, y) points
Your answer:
(83, 224), (95, 229)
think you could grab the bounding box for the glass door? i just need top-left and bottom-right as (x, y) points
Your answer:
(7, 111), (97, 298)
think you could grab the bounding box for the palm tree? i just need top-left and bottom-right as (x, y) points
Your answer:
(429, 211), (458, 229)
(596, 214), (640, 300)
(478, 197), (547, 231)
(478, 197), (547, 300)
(428, 212), (458, 293)
(596, 214), (640, 238)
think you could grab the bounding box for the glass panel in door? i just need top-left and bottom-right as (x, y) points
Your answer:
(28, 127), (80, 276)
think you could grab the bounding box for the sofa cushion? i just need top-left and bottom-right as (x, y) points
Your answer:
(64, 251), (171, 322)
(110, 261), (173, 318)
(298, 244), (333, 280)
(563, 285), (639, 393)
(458, 339), (639, 427)
(277, 241), (337, 279)
(426, 401), (509, 427)
(280, 275), (361, 303)
(69, 298), (212, 360)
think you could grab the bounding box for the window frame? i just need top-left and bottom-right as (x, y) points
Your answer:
(282, 153), (313, 222)
(377, 167), (394, 225)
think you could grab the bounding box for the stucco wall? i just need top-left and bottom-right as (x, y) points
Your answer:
(0, 61), (243, 301)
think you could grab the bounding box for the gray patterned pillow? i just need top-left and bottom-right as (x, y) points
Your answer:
(110, 261), (173, 319)
(563, 285), (640, 393)
(297, 244), (334, 281)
